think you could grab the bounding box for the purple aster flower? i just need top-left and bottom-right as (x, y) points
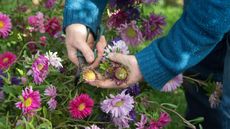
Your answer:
(142, 13), (166, 40)
(209, 82), (223, 108)
(44, 85), (57, 98)
(104, 39), (129, 58)
(44, 0), (56, 9)
(109, 0), (138, 9)
(118, 21), (143, 46)
(161, 74), (183, 92)
(135, 114), (148, 129)
(100, 90), (134, 117)
(125, 83), (141, 96)
(142, 0), (158, 4)
(32, 55), (49, 84)
(129, 109), (137, 121)
(11, 77), (21, 85)
(126, 7), (140, 21)
(112, 116), (130, 129)
(47, 98), (57, 110)
(0, 90), (4, 101)
(107, 10), (129, 29)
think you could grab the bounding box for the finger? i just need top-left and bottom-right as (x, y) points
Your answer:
(66, 45), (79, 66)
(73, 42), (95, 63)
(88, 79), (119, 89)
(108, 53), (128, 64)
(89, 49), (103, 68)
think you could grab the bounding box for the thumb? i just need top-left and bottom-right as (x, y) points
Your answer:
(80, 44), (95, 63)
(108, 53), (127, 64)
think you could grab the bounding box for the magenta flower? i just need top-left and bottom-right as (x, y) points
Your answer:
(15, 86), (41, 115)
(147, 112), (171, 129)
(69, 94), (94, 119)
(135, 114), (148, 129)
(47, 98), (57, 110)
(28, 12), (45, 33)
(32, 55), (49, 84)
(118, 21), (143, 46)
(142, 13), (166, 40)
(0, 13), (12, 38)
(107, 10), (129, 29)
(44, 0), (56, 9)
(161, 74), (183, 92)
(0, 52), (17, 70)
(100, 90), (134, 117)
(45, 17), (61, 36)
(112, 116), (130, 129)
(44, 85), (57, 98)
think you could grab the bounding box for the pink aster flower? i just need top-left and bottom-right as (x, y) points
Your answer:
(0, 13), (12, 38)
(0, 52), (17, 70)
(45, 17), (61, 37)
(161, 74), (183, 92)
(104, 39), (129, 58)
(135, 114), (148, 129)
(15, 86), (41, 115)
(118, 21), (143, 46)
(28, 12), (45, 33)
(147, 112), (171, 129)
(47, 98), (57, 110)
(100, 90), (134, 117)
(85, 125), (101, 129)
(32, 55), (49, 84)
(69, 94), (94, 119)
(44, 85), (57, 98)
(142, 13), (166, 40)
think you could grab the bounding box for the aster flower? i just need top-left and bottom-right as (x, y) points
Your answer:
(45, 17), (61, 36)
(0, 13), (12, 38)
(0, 90), (4, 101)
(44, 0), (56, 9)
(142, 13), (166, 40)
(28, 12), (45, 33)
(45, 51), (63, 69)
(104, 39), (129, 57)
(118, 21), (143, 46)
(147, 112), (171, 129)
(142, 0), (158, 4)
(112, 116), (130, 129)
(32, 55), (49, 84)
(85, 125), (101, 129)
(40, 36), (47, 46)
(11, 77), (21, 85)
(44, 85), (57, 98)
(69, 94), (94, 119)
(129, 109), (137, 121)
(0, 52), (17, 70)
(126, 7), (140, 21)
(100, 90), (134, 117)
(47, 98), (57, 110)
(107, 10), (129, 29)
(15, 86), (41, 115)
(209, 82), (223, 108)
(135, 114), (148, 129)
(161, 74), (183, 92)
(125, 83), (141, 96)
(27, 41), (38, 54)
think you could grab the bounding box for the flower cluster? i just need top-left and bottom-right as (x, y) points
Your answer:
(44, 85), (58, 110)
(107, 0), (166, 46)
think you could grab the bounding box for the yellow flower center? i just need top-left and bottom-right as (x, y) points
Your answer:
(78, 103), (86, 111)
(37, 64), (44, 71)
(115, 101), (124, 107)
(3, 58), (9, 63)
(83, 69), (96, 81)
(126, 27), (136, 38)
(0, 21), (4, 29)
(24, 97), (32, 107)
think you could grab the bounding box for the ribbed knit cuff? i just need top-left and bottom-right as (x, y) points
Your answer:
(135, 44), (174, 90)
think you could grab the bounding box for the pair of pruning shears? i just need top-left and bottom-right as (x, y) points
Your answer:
(75, 26), (104, 85)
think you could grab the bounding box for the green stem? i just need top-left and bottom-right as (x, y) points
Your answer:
(183, 76), (208, 86)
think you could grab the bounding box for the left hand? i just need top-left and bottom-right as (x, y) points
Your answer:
(87, 53), (143, 88)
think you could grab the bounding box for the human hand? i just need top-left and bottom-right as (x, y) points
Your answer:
(65, 24), (106, 67)
(87, 53), (143, 88)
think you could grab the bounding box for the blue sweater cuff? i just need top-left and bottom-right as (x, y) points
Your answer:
(135, 43), (174, 90)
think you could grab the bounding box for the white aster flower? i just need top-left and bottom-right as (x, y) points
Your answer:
(45, 51), (63, 69)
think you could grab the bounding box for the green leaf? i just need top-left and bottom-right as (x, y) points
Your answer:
(43, 106), (48, 118)
(16, 68), (24, 76)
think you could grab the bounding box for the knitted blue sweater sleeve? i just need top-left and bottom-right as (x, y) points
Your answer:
(136, 0), (230, 89)
(63, 0), (108, 34)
